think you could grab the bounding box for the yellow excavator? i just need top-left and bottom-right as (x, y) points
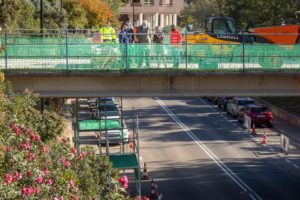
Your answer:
(186, 11), (300, 45)
(184, 12), (300, 69)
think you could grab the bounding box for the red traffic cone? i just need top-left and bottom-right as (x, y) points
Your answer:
(262, 131), (267, 144)
(149, 179), (158, 199)
(251, 123), (256, 135)
(142, 162), (149, 180)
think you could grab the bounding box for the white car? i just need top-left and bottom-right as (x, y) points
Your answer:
(100, 123), (129, 144)
(226, 97), (254, 118)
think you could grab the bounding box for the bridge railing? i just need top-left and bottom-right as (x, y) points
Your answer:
(1, 30), (300, 72)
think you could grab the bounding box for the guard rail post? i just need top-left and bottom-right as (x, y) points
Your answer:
(4, 30), (8, 70)
(242, 32), (245, 73)
(65, 30), (69, 72)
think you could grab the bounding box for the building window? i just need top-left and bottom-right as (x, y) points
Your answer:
(165, 0), (172, 6)
(159, 0), (162, 5)
(144, 0), (154, 5)
(133, 0), (140, 3)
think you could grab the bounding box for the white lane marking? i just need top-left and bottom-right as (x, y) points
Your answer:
(286, 159), (292, 163)
(155, 97), (262, 200)
(269, 148), (275, 152)
(293, 164), (299, 168)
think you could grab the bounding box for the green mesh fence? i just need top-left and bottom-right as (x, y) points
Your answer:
(78, 119), (121, 131)
(1, 34), (300, 71)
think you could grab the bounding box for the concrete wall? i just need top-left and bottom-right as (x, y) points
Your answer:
(5, 73), (300, 97)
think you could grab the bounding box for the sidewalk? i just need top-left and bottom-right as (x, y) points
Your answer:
(273, 117), (300, 147)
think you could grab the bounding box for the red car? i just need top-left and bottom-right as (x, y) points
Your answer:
(237, 104), (273, 128)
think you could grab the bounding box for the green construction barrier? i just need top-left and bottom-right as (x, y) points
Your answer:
(2, 35), (300, 71)
(109, 153), (138, 169)
(78, 119), (121, 131)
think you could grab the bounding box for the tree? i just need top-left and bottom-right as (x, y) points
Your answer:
(18, 1), (39, 30)
(180, 0), (219, 29)
(0, 0), (22, 31)
(80, 0), (113, 29)
(63, 0), (87, 29)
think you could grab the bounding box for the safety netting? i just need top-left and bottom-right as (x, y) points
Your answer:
(1, 34), (300, 71)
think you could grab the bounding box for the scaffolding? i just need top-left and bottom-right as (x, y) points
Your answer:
(73, 97), (141, 195)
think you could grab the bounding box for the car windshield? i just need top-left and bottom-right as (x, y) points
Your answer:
(251, 107), (268, 113)
(238, 100), (254, 105)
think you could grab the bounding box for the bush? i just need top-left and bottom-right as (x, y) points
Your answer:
(0, 123), (127, 199)
(0, 80), (129, 199)
(0, 83), (64, 143)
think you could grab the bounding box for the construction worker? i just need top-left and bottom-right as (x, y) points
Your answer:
(99, 20), (117, 43)
(170, 25), (183, 68)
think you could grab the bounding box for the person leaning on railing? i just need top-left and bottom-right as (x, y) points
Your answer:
(136, 20), (152, 68)
(153, 26), (167, 68)
(119, 24), (133, 69)
(170, 25), (183, 68)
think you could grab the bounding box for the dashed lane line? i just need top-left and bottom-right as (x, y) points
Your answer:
(155, 97), (262, 200)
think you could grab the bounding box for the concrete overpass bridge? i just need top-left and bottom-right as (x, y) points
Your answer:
(1, 31), (300, 97)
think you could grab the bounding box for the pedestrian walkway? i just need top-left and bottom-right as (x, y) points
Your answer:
(273, 117), (300, 147)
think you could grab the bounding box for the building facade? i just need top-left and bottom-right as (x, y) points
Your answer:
(120, 0), (185, 29)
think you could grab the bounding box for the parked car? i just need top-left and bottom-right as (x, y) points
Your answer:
(237, 104), (273, 128)
(227, 97), (254, 118)
(217, 97), (233, 111)
(100, 121), (129, 144)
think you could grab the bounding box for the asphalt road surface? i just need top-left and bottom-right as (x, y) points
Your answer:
(123, 97), (300, 200)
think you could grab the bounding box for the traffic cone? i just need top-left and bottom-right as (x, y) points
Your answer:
(262, 131), (267, 144)
(142, 162), (149, 180)
(149, 179), (158, 199)
(251, 123), (256, 135)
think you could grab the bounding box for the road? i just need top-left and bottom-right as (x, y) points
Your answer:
(123, 97), (300, 200)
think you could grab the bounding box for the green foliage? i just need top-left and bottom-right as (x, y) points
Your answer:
(0, 0), (125, 30)
(0, 82), (64, 143)
(63, 0), (87, 29)
(0, 0), (22, 31)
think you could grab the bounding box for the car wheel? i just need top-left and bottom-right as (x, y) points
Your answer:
(268, 123), (273, 128)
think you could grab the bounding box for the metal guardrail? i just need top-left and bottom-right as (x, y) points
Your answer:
(1, 30), (300, 72)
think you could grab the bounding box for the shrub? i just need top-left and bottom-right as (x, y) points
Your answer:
(0, 123), (128, 199)
(0, 80), (129, 199)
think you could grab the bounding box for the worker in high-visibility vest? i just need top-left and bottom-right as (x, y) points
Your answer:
(99, 20), (117, 43)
